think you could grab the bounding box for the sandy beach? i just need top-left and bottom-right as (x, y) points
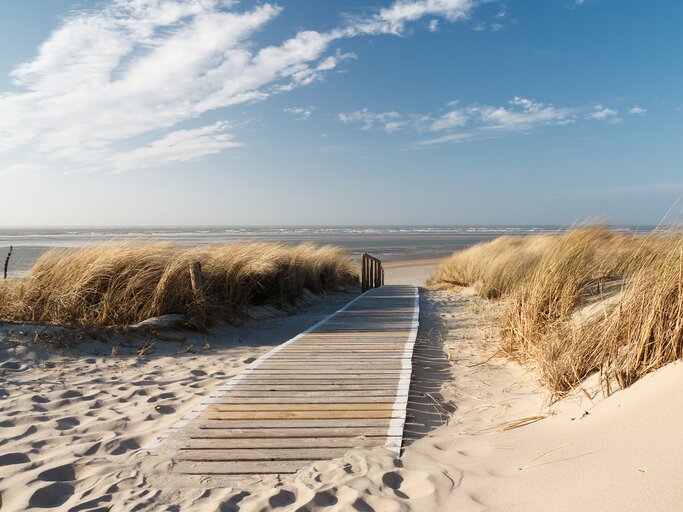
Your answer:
(2, 254), (682, 511)
(2, 0), (678, 508)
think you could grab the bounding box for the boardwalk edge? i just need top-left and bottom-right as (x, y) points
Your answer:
(385, 286), (419, 455)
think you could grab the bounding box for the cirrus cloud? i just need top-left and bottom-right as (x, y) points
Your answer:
(0, 0), (479, 173)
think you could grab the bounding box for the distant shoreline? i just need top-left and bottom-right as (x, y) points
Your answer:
(0, 225), (659, 278)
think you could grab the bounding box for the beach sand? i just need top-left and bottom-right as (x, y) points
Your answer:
(2, 257), (683, 511)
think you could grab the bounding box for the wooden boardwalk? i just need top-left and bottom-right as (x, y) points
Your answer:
(157, 285), (419, 476)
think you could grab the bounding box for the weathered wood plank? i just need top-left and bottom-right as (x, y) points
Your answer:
(175, 460), (311, 475)
(245, 369), (401, 375)
(227, 383), (400, 391)
(195, 418), (393, 428)
(210, 396), (398, 404)
(210, 390), (403, 398)
(180, 437), (388, 450)
(206, 403), (394, 412)
(178, 447), (356, 461)
(185, 427), (389, 439)
(201, 410), (398, 420)
(230, 375), (400, 381)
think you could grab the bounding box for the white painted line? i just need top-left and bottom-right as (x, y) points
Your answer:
(385, 285), (420, 455)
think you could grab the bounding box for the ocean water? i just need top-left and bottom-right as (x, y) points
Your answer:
(0, 225), (652, 278)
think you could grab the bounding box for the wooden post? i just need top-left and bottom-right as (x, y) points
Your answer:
(370, 260), (374, 292)
(189, 261), (206, 325)
(3, 246), (12, 280)
(361, 253), (384, 291)
(190, 261), (204, 303)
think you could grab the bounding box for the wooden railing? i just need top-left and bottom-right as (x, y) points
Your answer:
(361, 253), (384, 292)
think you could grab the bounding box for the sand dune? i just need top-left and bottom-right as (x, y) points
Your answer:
(2, 260), (683, 511)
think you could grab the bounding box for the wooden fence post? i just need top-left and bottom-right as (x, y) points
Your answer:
(189, 261), (207, 326)
(361, 253), (384, 292)
(3, 246), (12, 280)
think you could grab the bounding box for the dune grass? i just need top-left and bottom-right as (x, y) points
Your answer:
(429, 226), (683, 398)
(0, 241), (358, 328)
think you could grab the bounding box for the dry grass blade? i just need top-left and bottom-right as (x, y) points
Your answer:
(476, 415), (548, 433)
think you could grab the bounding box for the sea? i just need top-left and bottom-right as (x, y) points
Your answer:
(0, 225), (654, 278)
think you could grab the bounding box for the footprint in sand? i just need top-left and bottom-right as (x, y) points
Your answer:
(312, 491), (338, 507)
(108, 438), (140, 455)
(29, 482), (75, 508)
(154, 405), (175, 414)
(268, 489), (296, 508)
(0, 452), (30, 466)
(38, 463), (76, 482)
(351, 498), (375, 512)
(66, 494), (112, 512)
(31, 394), (50, 404)
(60, 390), (83, 399)
(1, 361), (22, 371)
(56, 417), (80, 430)
(381, 471), (409, 499)
(191, 369), (207, 376)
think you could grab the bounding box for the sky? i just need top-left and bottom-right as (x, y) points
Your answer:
(0, 0), (682, 226)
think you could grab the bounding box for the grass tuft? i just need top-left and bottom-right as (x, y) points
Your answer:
(430, 226), (683, 398)
(0, 241), (358, 328)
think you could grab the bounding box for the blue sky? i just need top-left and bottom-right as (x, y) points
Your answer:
(1, 0), (682, 226)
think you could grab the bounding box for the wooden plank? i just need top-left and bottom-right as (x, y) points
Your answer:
(211, 396), (397, 404)
(196, 418), (393, 428)
(211, 390), (402, 398)
(179, 447), (354, 461)
(175, 460), (311, 475)
(201, 410), (397, 420)
(280, 346), (404, 351)
(240, 374), (401, 379)
(246, 369), (401, 374)
(207, 403), (394, 411)
(227, 385), (399, 391)
(185, 427), (389, 438)
(181, 437), (387, 449)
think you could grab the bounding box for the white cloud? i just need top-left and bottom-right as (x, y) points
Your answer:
(429, 109), (468, 131)
(338, 109), (408, 132)
(341, 97), (574, 135)
(428, 19), (440, 32)
(363, 0), (474, 35)
(415, 132), (475, 146)
(111, 122), (240, 172)
(284, 107), (314, 120)
(1, 0), (477, 173)
(469, 96), (576, 129)
(586, 105), (621, 123)
(629, 105), (647, 115)
(341, 97), (635, 146)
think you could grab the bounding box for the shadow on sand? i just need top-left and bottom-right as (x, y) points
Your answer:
(402, 288), (455, 448)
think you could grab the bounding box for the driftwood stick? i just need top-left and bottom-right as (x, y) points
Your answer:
(3, 246), (12, 279)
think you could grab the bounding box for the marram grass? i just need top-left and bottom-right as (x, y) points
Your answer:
(0, 241), (358, 327)
(430, 226), (683, 398)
